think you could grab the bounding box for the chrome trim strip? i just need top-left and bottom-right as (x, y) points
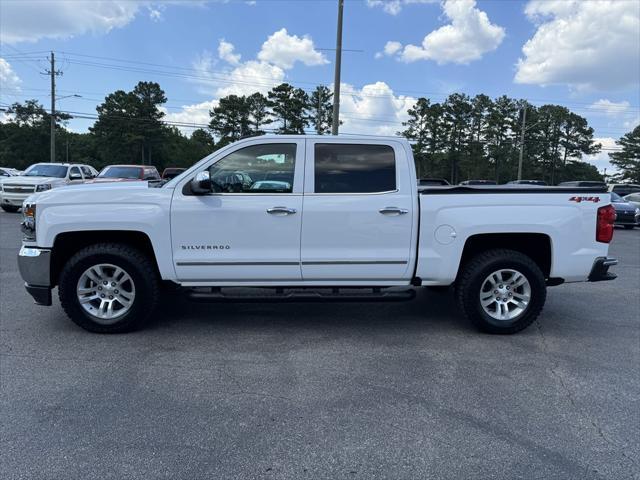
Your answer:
(304, 189), (399, 196)
(179, 278), (406, 283)
(302, 260), (408, 265)
(177, 261), (300, 266)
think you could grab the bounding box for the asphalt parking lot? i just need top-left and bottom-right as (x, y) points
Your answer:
(1, 210), (638, 480)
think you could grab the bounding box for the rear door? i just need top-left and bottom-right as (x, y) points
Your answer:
(300, 140), (415, 281)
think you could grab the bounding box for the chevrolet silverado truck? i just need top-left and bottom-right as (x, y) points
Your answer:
(17, 135), (618, 334)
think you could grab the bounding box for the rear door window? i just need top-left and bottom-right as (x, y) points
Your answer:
(313, 144), (396, 193)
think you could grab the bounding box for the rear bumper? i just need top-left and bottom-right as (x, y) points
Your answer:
(588, 257), (618, 282)
(18, 246), (52, 305)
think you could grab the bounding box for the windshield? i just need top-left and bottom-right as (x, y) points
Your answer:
(24, 164), (68, 178)
(98, 166), (142, 179)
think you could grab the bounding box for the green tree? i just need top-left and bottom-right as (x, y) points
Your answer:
(609, 126), (640, 183)
(309, 86), (334, 134)
(246, 92), (273, 135)
(190, 128), (216, 153)
(209, 94), (251, 145)
(90, 81), (168, 167)
(267, 83), (309, 134)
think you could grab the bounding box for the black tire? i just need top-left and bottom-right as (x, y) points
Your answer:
(455, 249), (546, 334)
(58, 243), (159, 333)
(1, 205), (20, 213)
(623, 225), (635, 230)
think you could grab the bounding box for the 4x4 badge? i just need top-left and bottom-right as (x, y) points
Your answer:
(569, 196), (600, 203)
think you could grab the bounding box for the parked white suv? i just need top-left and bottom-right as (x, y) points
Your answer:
(0, 163), (98, 212)
(17, 135), (618, 334)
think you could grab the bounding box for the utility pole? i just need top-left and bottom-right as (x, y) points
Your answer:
(45, 52), (62, 163)
(517, 104), (527, 180)
(331, 0), (344, 136)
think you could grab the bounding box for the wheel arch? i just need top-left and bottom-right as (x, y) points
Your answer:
(51, 230), (159, 287)
(457, 233), (552, 280)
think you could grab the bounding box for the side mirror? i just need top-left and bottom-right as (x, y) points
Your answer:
(70, 173), (82, 180)
(190, 171), (212, 195)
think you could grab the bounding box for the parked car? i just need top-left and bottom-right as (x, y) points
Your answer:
(162, 168), (186, 180)
(459, 180), (497, 186)
(611, 192), (639, 229)
(17, 135), (617, 335)
(249, 180), (291, 192)
(559, 181), (607, 188)
(0, 163), (98, 212)
(91, 165), (162, 186)
(608, 183), (640, 197)
(419, 178), (450, 186)
(623, 192), (640, 210)
(211, 170), (253, 192)
(506, 180), (547, 186)
(0, 167), (21, 177)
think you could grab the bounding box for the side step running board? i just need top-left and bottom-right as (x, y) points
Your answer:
(187, 287), (416, 303)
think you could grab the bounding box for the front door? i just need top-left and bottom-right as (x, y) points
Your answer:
(171, 140), (305, 282)
(300, 140), (415, 281)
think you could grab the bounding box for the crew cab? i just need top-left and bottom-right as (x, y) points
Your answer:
(17, 135), (618, 334)
(0, 162), (98, 212)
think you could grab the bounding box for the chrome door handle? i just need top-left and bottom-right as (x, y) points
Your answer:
(267, 206), (297, 215)
(379, 207), (409, 216)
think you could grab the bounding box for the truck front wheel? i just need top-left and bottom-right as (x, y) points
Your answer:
(455, 249), (546, 334)
(58, 243), (159, 333)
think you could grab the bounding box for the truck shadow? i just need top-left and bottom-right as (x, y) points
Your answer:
(147, 288), (472, 335)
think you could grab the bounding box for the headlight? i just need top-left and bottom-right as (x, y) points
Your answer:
(21, 202), (36, 241)
(35, 184), (52, 192)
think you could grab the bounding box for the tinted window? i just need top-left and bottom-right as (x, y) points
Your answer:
(144, 169), (160, 180)
(314, 144), (395, 193)
(24, 164), (68, 178)
(99, 167), (142, 179)
(209, 143), (296, 193)
(81, 166), (95, 179)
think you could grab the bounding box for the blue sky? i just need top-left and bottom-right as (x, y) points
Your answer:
(1, 0), (639, 172)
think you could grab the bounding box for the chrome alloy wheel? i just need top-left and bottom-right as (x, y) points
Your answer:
(479, 269), (531, 321)
(76, 263), (136, 323)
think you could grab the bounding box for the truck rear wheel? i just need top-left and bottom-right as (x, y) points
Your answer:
(455, 249), (546, 334)
(58, 243), (159, 333)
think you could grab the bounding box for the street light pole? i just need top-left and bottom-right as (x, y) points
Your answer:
(331, 0), (344, 136)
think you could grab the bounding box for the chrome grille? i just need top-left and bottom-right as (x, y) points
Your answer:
(2, 184), (35, 194)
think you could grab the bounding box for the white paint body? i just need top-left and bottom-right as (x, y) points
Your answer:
(24, 136), (612, 287)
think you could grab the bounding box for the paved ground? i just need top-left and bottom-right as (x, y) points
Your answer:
(1, 210), (639, 480)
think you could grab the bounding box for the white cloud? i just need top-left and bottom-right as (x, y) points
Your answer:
(340, 81), (416, 136)
(215, 60), (286, 97)
(376, 41), (403, 59)
(396, 0), (505, 64)
(589, 99), (631, 117)
(0, 58), (22, 92)
(0, 1), (140, 44)
(218, 40), (241, 65)
(162, 99), (218, 135)
(583, 137), (617, 174)
(0, 1), (207, 44)
(257, 28), (328, 69)
(366, 0), (436, 15)
(515, 0), (640, 91)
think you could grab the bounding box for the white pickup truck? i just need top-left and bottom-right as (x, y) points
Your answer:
(17, 135), (618, 334)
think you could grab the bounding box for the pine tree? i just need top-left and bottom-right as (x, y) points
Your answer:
(610, 126), (640, 183)
(309, 86), (334, 134)
(267, 83), (309, 134)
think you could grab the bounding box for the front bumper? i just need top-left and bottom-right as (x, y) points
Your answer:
(1, 192), (32, 207)
(588, 257), (618, 282)
(18, 246), (52, 305)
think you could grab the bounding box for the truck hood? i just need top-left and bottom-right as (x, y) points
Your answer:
(1, 176), (62, 186)
(25, 180), (156, 205)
